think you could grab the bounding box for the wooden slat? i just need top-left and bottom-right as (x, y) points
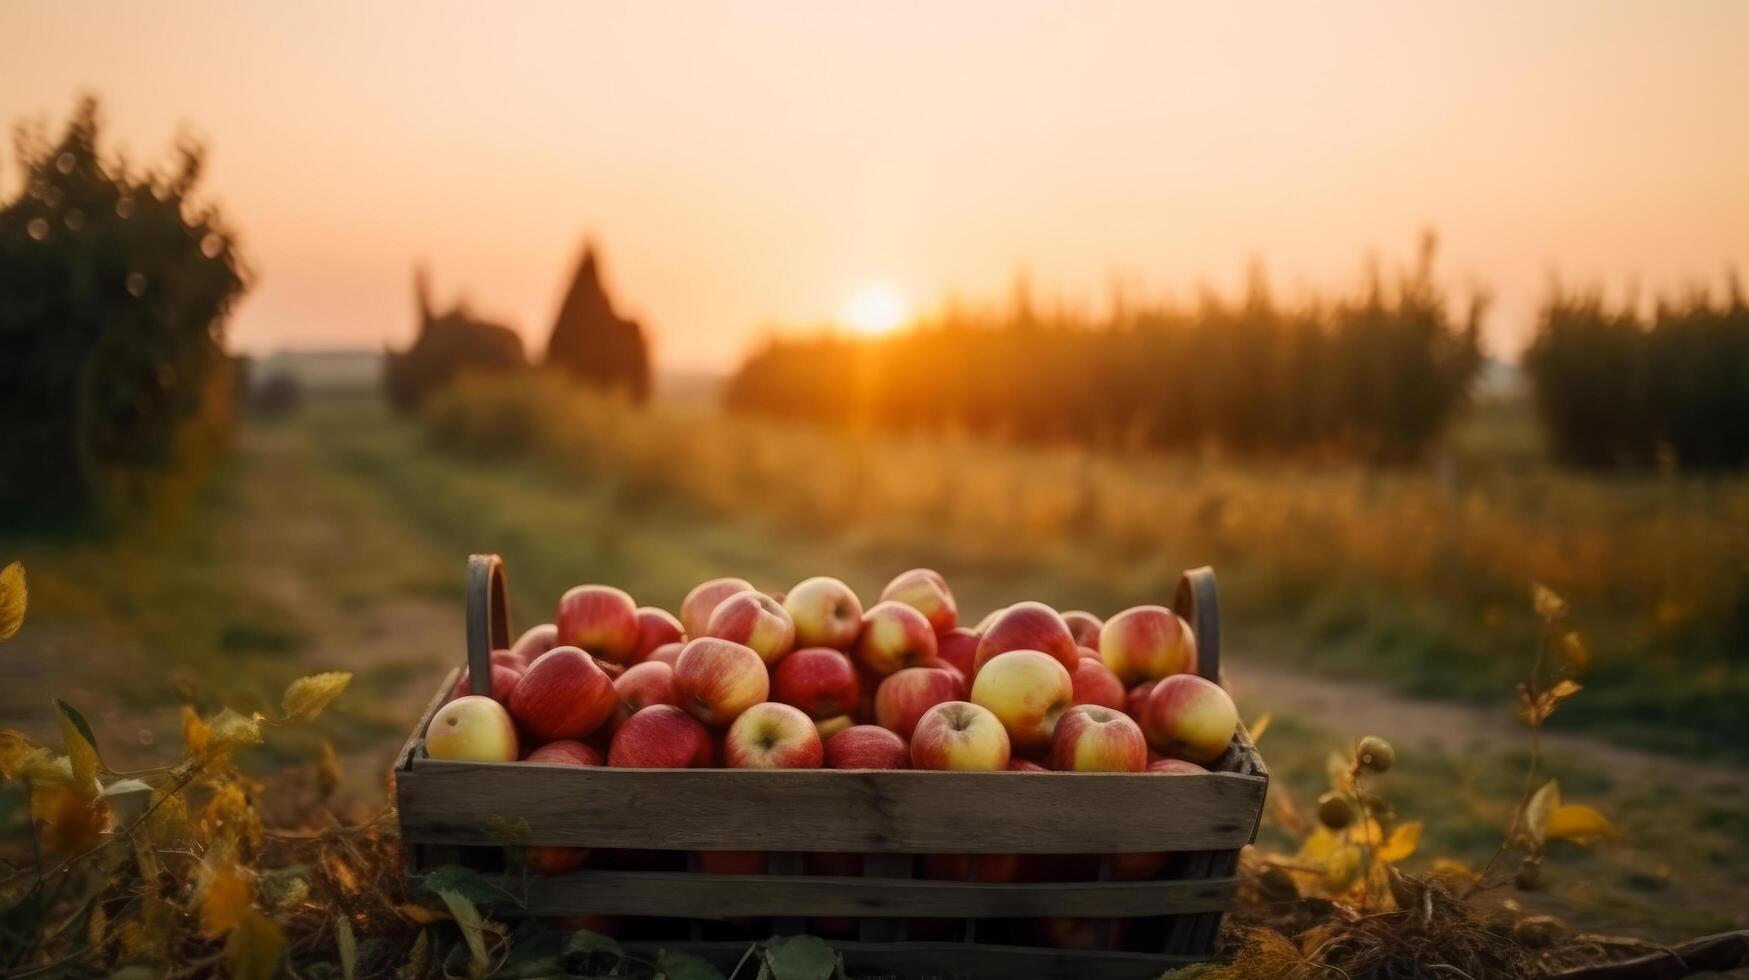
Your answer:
(618, 940), (1205, 980)
(479, 869), (1236, 919)
(399, 761), (1266, 853)
(396, 669), (458, 773)
(859, 852), (910, 942)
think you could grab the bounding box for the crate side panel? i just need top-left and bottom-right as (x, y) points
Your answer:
(619, 940), (1204, 980)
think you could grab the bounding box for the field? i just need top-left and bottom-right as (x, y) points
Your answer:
(3, 390), (1746, 946)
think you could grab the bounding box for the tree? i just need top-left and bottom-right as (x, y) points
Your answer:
(383, 268), (527, 413)
(544, 244), (650, 402)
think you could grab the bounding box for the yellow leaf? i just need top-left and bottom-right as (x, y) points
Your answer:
(55, 700), (101, 793)
(202, 708), (262, 765)
(1526, 779), (1561, 846)
(1544, 804), (1618, 844)
(200, 781), (263, 853)
(0, 729), (42, 781)
(1531, 582), (1568, 622)
(200, 859), (255, 938)
(1429, 857), (1479, 886)
(1325, 750), (1355, 793)
(1247, 713), (1272, 743)
(1559, 631), (1591, 674)
(282, 671), (352, 723)
(143, 790), (190, 846)
(224, 908), (286, 980)
(31, 782), (112, 852)
(1376, 821), (1422, 864)
(182, 705), (211, 758)
(0, 561), (25, 642)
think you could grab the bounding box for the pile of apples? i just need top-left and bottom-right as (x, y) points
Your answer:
(427, 569), (1241, 785)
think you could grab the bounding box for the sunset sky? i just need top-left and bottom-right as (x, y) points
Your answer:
(4, 1), (1746, 373)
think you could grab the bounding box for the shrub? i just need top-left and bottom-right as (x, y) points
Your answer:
(383, 268), (526, 413)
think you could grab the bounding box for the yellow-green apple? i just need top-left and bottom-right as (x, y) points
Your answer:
(1061, 611), (1104, 648)
(680, 576), (755, 638)
(771, 647), (861, 720)
(1141, 674), (1238, 763)
(1048, 705), (1147, 772)
(874, 666), (965, 739)
(782, 576), (864, 650)
(556, 585), (640, 663)
(1099, 605), (1195, 685)
(426, 695), (519, 762)
(935, 628), (980, 679)
(853, 601), (938, 676)
(973, 606), (1007, 633)
(519, 741), (598, 874)
(824, 724), (910, 769)
(815, 714), (854, 740)
(450, 663), (522, 704)
(673, 637), (770, 727)
(645, 642), (684, 668)
(610, 660), (678, 730)
(705, 590), (796, 665)
(724, 702), (824, 769)
(1148, 757), (1208, 775)
(607, 704), (715, 768)
(1070, 657), (1127, 711)
(879, 568), (958, 634)
(910, 701), (1011, 770)
(1125, 680), (1157, 721)
(630, 607), (684, 662)
(973, 602), (1078, 673)
(1007, 757), (1048, 772)
(969, 650), (1075, 752)
(509, 647), (619, 741)
(509, 623), (560, 667)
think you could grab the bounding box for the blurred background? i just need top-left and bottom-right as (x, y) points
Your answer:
(1, 0), (1746, 940)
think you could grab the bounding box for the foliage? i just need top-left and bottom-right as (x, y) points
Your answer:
(383, 268), (526, 413)
(1525, 280), (1749, 470)
(727, 234), (1481, 464)
(0, 97), (249, 528)
(544, 244), (652, 403)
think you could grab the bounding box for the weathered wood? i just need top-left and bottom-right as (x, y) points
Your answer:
(396, 667), (458, 773)
(1175, 566), (1221, 681)
(859, 852), (911, 942)
(767, 851), (805, 934)
(617, 940), (1203, 979)
(399, 760), (1267, 853)
(465, 554), (510, 697)
(478, 868), (1237, 919)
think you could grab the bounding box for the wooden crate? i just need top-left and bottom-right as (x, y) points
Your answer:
(395, 555), (1267, 979)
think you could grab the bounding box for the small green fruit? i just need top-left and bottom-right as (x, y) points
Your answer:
(1356, 735), (1395, 773)
(1317, 791), (1358, 829)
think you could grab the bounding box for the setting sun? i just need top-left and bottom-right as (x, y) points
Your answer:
(844, 285), (909, 336)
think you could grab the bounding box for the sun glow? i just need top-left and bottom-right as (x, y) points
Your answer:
(844, 285), (909, 336)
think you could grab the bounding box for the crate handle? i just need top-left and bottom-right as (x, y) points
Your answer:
(466, 553), (512, 696)
(1173, 566), (1221, 682)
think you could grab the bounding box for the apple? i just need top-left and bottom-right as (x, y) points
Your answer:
(1061, 611), (1104, 648)
(919, 852), (1021, 882)
(1148, 757), (1208, 775)
(824, 724), (910, 769)
(509, 623), (560, 667)
(520, 740), (597, 874)
(1069, 657), (1127, 711)
(973, 606), (1007, 633)
(815, 714), (854, 740)
(879, 568), (958, 633)
(1099, 605), (1195, 685)
(910, 701), (1010, 771)
(1141, 674), (1238, 764)
(973, 602), (1078, 673)
(1049, 705), (1147, 772)
(645, 642), (684, 667)
(1111, 851), (1169, 880)
(607, 704), (715, 768)
(672, 637), (770, 727)
(1007, 757), (1048, 772)
(771, 647), (861, 720)
(724, 702), (824, 769)
(450, 663), (522, 704)
(509, 647), (619, 741)
(853, 601), (939, 676)
(935, 627), (980, 679)
(426, 695), (519, 762)
(525, 739), (601, 766)
(555, 585), (640, 663)
(783, 576), (864, 650)
(611, 660), (678, 728)
(1040, 917), (1108, 950)
(630, 606), (684, 662)
(969, 650), (1075, 752)
(705, 590), (797, 665)
(805, 852), (864, 935)
(1125, 680), (1158, 721)
(874, 666), (965, 740)
(680, 577), (755, 638)
(695, 850), (767, 874)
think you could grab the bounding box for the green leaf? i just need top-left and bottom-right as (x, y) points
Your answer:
(0, 562), (25, 642)
(337, 914), (358, 980)
(764, 935), (837, 980)
(416, 864), (521, 908)
(655, 947), (727, 980)
(55, 699), (100, 792)
(438, 889), (488, 977)
(563, 927), (623, 960)
(396, 929), (430, 980)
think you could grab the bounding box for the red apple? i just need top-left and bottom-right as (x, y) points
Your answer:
(973, 601), (1078, 673)
(1148, 757), (1209, 775)
(705, 590), (797, 665)
(509, 623), (560, 667)
(1061, 610), (1104, 648)
(519, 740), (597, 874)
(607, 704), (715, 768)
(1070, 657), (1127, 711)
(824, 724), (910, 769)
(1141, 674), (1238, 764)
(874, 666), (965, 740)
(680, 577), (755, 638)
(879, 568), (958, 634)
(935, 627), (980, 679)
(724, 702), (824, 769)
(1125, 680), (1158, 721)
(771, 647), (861, 720)
(782, 576), (864, 650)
(450, 663), (522, 704)
(509, 647), (619, 742)
(491, 648), (527, 673)
(919, 852), (1021, 882)
(1111, 851), (1169, 880)
(630, 607), (684, 662)
(815, 714), (854, 740)
(970, 650), (1075, 752)
(1049, 705), (1147, 772)
(426, 695), (519, 762)
(525, 739), (602, 766)
(1099, 605), (1195, 685)
(1040, 917), (1107, 949)
(1007, 757), (1048, 772)
(556, 585), (640, 663)
(695, 850), (766, 874)
(645, 642), (684, 668)
(853, 601), (938, 676)
(672, 637), (770, 727)
(611, 660), (678, 730)
(910, 701), (1010, 771)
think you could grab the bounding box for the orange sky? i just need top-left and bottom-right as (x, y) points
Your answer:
(4, 1), (1747, 372)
